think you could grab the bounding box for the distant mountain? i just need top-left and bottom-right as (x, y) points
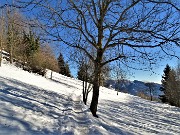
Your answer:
(105, 79), (162, 97)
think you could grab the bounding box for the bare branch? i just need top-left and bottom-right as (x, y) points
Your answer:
(102, 54), (126, 66)
(148, 0), (180, 11)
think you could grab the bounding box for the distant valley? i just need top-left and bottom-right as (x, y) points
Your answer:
(105, 80), (162, 98)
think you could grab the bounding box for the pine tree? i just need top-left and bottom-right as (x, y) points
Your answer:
(159, 64), (171, 103)
(57, 53), (65, 75)
(160, 64), (180, 107)
(57, 53), (71, 77)
(65, 63), (71, 77)
(166, 70), (177, 105)
(23, 31), (40, 58)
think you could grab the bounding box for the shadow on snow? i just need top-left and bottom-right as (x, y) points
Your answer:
(0, 76), (73, 134)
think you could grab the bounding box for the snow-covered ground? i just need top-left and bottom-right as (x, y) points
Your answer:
(0, 60), (180, 135)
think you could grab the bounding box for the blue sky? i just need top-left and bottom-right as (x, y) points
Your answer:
(130, 58), (178, 83)
(1, 0), (179, 84)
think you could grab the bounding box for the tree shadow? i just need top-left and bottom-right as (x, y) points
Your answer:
(0, 76), (73, 134)
(98, 96), (180, 134)
(50, 77), (78, 90)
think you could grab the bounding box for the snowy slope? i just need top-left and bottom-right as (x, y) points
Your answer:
(0, 60), (180, 135)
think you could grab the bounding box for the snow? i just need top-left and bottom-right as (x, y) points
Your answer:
(0, 60), (180, 135)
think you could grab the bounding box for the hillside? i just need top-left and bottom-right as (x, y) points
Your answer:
(0, 61), (180, 135)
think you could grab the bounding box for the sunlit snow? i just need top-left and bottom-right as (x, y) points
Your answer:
(0, 60), (180, 135)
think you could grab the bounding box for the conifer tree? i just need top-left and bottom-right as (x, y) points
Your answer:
(23, 31), (40, 58)
(57, 53), (65, 74)
(160, 64), (180, 107)
(65, 63), (71, 77)
(159, 64), (171, 103)
(166, 69), (177, 105)
(57, 53), (71, 77)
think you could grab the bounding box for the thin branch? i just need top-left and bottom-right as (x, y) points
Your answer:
(148, 0), (180, 11)
(102, 54), (126, 66)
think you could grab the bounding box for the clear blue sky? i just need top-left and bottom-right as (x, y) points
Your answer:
(1, 0), (179, 84)
(129, 58), (178, 84)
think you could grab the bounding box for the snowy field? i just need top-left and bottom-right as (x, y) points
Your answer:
(0, 60), (180, 135)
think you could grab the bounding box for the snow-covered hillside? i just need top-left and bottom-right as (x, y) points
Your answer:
(0, 60), (180, 135)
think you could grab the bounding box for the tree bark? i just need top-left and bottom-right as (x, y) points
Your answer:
(90, 75), (100, 117)
(82, 76), (87, 105)
(0, 9), (4, 67)
(0, 31), (1, 67)
(90, 49), (102, 117)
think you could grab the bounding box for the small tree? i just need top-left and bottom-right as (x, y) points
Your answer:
(174, 63), (180, 106)
(77, 63), (86, 81)
(145, 82), (155, 101)
(39, 44), (59, 72)
(57, 53), (71, 77)
(77, 61), (93, 105)
(160, 64), (180, 107)
(57, 53), (66, 74)
(0, 9), (5, 66)
(159, 64), (171, 103)
(23, 31), (40, 58)
(166, 69), (179, 106)
(113, 61), (127, 95)
(6, 6), (14, 64)
(65, 63), (71, 77)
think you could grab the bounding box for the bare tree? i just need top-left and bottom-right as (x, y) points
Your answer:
(73, 50), (93, 105)
(145, 82), (155, 101)
(6, 6), (15, 64)
(1, 5), (26, 64)
(78, 60), (93, 105)
(175, 64), (180, 107)
(0, 8), (5, 66)
(113, 61), (127, 95)
(16, 0), (180, 117)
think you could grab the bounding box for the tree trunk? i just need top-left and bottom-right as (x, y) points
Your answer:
(51, 71), (53, 79)
(90, 77), (100, 117)
(90, 50), (102, 117)
(0, 46), (2, 67)
(150, 88), (152, 101)
(82, 76), (87, 105)
(0, 39), (2, 67)
(0, 9), (4, 67)
(82, 70), (89, 105)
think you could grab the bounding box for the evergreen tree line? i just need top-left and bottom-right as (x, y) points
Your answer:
(0, 8), (71, 77)
(160, 64), (180, 107)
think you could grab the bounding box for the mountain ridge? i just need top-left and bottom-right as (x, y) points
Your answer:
(105, 79), (162, 97)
